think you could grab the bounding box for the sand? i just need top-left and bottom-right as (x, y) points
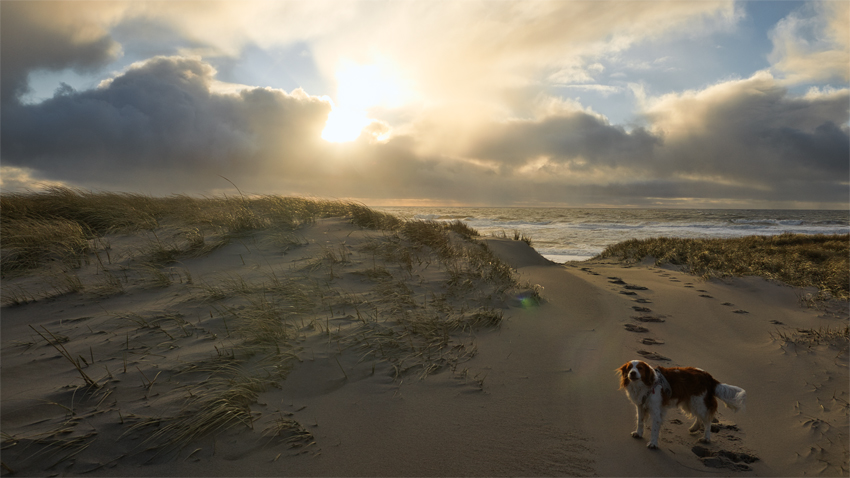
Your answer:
(2, 219), (847, 476)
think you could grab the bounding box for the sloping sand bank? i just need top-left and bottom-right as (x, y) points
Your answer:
(2, 223), (847, 476)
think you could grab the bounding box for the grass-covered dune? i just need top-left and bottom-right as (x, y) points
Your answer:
(598, 233), (850, 300)
(0, 187), (403, 276)
(1, 188), (531, 474)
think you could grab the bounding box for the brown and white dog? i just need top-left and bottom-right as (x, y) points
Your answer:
(617, 360), (746, 449)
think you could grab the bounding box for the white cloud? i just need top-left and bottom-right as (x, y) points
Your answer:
(0, 165), (69, 193)
(556, 84), (622, 96)
(769, 1), (850, 84)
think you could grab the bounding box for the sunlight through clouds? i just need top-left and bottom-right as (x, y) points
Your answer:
(321, 102), (369, 142)
(321, 60), (411, 142)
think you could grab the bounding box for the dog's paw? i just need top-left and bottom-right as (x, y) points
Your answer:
(631, 431), (643, 439)
(698, 437), (711, 444)
(647, 442), (659, 450)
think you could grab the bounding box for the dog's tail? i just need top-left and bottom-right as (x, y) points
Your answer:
(715, 383), (746, 412)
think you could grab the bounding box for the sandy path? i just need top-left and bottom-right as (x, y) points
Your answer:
(501, 247), (848, 476)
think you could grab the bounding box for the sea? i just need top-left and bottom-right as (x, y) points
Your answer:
(373, 207), (850, 263)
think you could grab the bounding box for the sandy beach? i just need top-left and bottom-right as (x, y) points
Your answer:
(2, 216), (847, 476)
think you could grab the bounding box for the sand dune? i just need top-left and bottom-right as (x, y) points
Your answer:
(2, 219), (847, 476)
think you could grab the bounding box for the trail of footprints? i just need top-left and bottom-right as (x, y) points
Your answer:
(577, 266), (756, 360)
(578, 265), (758, 469)
(604, 274), (671, 361)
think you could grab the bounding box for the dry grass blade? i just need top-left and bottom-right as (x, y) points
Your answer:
(1, 218), (90, 275)
(28, 325), (100, 388)
(262, 416), (315, 449)
(125, 365), (283, 454)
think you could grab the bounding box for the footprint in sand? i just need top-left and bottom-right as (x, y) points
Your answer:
(699, 294), (714, 298)
(641, 338), (665, 345)
(722, 302), (734, 306)
(632, 306), (652, 313)
(692, 445), (758, 471)
(732, 310), (749, 314)
(634, 298), (652, 304)
(624, 324), (649, 333)
(770, 319), (784, 325)
(608, 277), (626, 284)
(637, 350), (670, 361)
(624, 284), (648, 290)
(632, 315), (666, 323)
(620, 291), (638, 296)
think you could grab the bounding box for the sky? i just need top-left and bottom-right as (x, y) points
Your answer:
(1, 0), (848, 208)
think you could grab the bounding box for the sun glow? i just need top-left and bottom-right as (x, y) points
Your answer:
(322, 105), (370, 142)
(321, 61), (408, 143)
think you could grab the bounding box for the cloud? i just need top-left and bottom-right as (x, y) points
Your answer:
(643, 70), (849, 189)
(3, 57), (846, 208)
(463, 107), (658, 174)
(769, 1), (850, 84)
(0, 1), (125, 102)
(425, 70), (848, 206)
(0, 165), (68, 193)
(1, 56), (332, 192)
(554, 84), (622, 96)
(1, 1), (845, 209)
(309, 1), (738, 108)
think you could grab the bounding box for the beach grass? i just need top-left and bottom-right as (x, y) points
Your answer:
(598, 233), (849, 300)
(0, 187), (399, 276)
(1, 188), (528, 459)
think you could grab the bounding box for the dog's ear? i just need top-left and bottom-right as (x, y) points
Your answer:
(616, 363), (629, 389)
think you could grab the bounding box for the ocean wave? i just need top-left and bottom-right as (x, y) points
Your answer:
(730, 218), (805, 226)
(376, 207), (848, 262)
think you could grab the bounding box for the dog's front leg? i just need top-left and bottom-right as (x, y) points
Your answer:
(647, 398), (664, 449)
(631, 403), (644, 438)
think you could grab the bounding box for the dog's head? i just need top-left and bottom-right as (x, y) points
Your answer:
(616, 360), (655, 389)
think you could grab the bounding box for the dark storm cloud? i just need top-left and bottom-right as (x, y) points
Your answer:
(648, 73), (850, 187)
(467, 111), (659, 171)
(0, 2), (122, 102)
(446, 72), (848, 206)
(1, 56), (332, 192)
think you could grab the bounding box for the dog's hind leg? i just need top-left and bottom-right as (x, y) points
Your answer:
(699, 414), (713, 443)
(691, 395), (714, 443)
(688, 417), (701, 433)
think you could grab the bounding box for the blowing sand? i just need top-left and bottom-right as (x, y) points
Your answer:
(2, 219), (847, 476)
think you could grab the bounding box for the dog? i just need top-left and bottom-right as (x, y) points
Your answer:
(617, 360), (746, 449)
